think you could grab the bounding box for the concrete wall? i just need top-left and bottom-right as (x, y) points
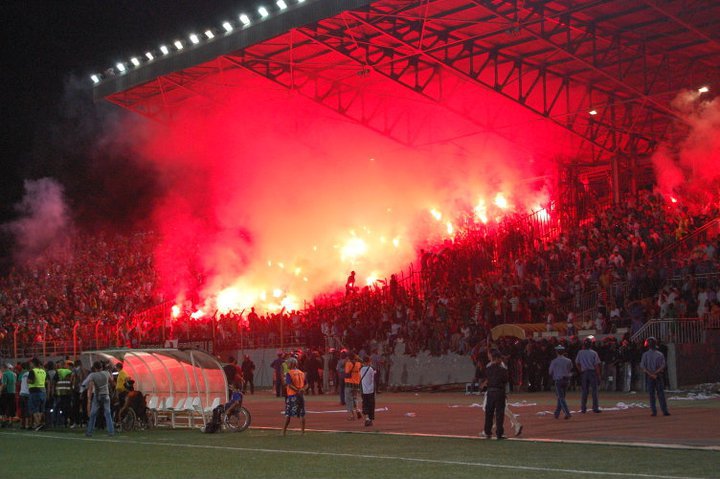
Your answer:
(674, 331), (720, 386)
(221, 348), (281, 388)
(200, 333), (720, 390)
(386, 351), (475, 386)
(221, 348), (476, 389)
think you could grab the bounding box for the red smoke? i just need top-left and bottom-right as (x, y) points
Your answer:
(653, 89), (720, 211)
(124, 68), (570, 313)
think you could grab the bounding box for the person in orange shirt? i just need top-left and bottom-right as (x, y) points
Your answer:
(344, 353), (362, 421)
(282, 357), (307, 436)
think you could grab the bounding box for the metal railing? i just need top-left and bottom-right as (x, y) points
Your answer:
(3, 340), (76, 360)
(664, 272), (720, 290)
(650, 218), (719, 261)
(0, 329), (311, 360)
(706, 314), (720, 330)
(631, 317), (706, 344)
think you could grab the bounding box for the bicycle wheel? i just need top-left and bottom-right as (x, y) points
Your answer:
(225, 407), (251, 432)
(120, 408), (137, 432)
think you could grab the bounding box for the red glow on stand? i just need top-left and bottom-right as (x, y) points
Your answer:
(125, 69), (561, 313)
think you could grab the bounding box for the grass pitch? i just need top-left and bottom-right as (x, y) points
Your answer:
(2, 426), (717, 479)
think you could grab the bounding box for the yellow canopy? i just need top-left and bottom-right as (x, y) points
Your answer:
(491, 322), (568, 340)
(491, 324), (526, 340)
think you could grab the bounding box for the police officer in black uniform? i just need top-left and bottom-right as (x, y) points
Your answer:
(482, 349), (509, 439)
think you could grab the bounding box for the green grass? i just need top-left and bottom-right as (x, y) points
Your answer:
(2, 427), (717, 479)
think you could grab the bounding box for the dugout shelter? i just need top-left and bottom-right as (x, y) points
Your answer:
(81, 348), (227, 428)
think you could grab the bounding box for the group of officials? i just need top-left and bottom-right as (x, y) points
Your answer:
(482, 335), (671, 439)
(548, 336), (671, 421)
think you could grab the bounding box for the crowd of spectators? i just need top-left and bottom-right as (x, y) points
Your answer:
(300, 191), (719, 359)
(0, 231), (158, 355)
(1, 191), (719, 385)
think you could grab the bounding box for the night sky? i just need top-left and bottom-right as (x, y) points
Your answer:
(1, 0), (254, 223)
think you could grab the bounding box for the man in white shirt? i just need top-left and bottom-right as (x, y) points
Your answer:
(360, 356), (376, 427)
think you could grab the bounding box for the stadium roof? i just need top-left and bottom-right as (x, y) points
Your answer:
(93, 0), (720, 164)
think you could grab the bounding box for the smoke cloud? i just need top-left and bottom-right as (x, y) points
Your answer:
(652, 90), (720, 209)
(117, 69), (569, 313)
(5, 178), (73, 265)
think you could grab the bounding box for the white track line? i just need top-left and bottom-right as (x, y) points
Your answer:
(0, 431), (713, 479)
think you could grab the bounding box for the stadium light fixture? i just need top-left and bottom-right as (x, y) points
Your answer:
(297, 0), (306, 3)
(588, 109), (598, 116)
(130, 57), (140, 67)
(145, 52), (154, 61)
(174, 40), (184, 50)
(698, 86), (710, 93)
(222, 21), (233, 32)
(116, 62), (126, 73)
(258, 6), (269, 18)
(90, 74), (100, 84)
(205, 29), (215, 39)
(160, 45), (169, 55)
(189, 33), (200, 45)
(277, 0), (287, 10)
(240, 13), (251, 26)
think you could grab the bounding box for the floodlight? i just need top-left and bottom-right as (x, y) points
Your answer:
(160, 45), (170, 55)
(222, 21), (233, 32)
(130, 57), (140, 67)
(205, 29), (215, 39)
(297, 0), (306, 3)
(698, 86), (710, 93)
(240, 13), (251, 26)
(277, 0), (287, 10)
(145, 52), (154, 61)
(116, 62), (126, 73)
(258, 6), (269, 17)
(588, 109), (598, 116)
(189, 33), (199, 45)
(90, 74), (100, 84)
(174, 40), (184, 50)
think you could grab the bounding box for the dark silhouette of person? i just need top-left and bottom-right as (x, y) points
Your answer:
(346, 271), (356, 296)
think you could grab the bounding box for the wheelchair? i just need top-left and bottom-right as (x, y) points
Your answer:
(120, 407), (155, 432)
(118, 397), (155, 432)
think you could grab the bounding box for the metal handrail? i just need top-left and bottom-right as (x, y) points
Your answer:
(650, 218), (719, 261)
(631, 317), (706, 344)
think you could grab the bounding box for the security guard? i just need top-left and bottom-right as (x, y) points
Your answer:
(27, 357), (47, 430)
(54, 361), (73, 427)
(640, 337), (671, 417)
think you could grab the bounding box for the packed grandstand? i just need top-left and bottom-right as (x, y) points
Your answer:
(1, 188), (718, 392)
